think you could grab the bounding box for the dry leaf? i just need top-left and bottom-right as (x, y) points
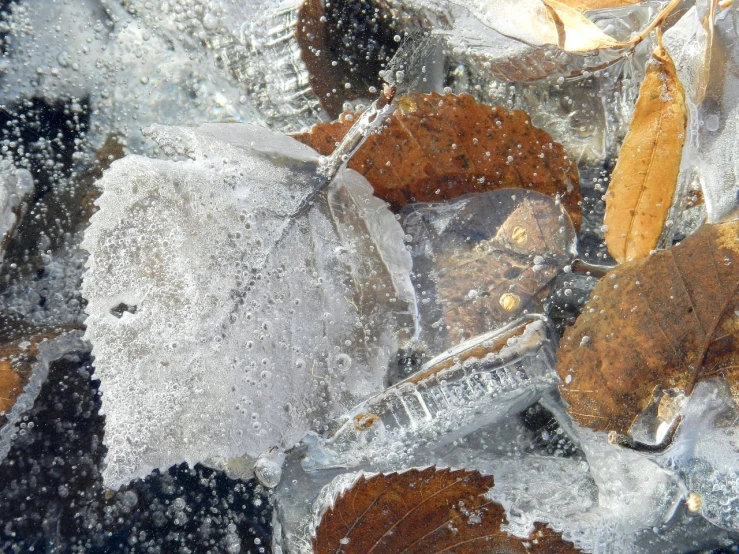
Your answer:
(404, 190), (576, 348)
(539, 0), (620, 51)
(556, 0), (645, 11)
(296, 0), (397, 119)
(313, 466), (580, 554)
(603, 46), (687, 263)
(294, 92), (582, 228)
(557, 220), (739, 435)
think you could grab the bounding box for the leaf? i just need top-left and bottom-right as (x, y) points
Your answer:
(294, 92), (582, 229)
(603, 46), (687, 263)
(403, 189), (576, 349)
(555, 0), (645, 11)
(313, 466), (581, 554)
(538, 0), (621, 51)
(82, 123), (416, 488)
(556, 220), (739, 435)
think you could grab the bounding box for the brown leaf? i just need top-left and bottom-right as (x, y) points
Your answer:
(295, 0), (398, 119)
(293, 92), (581, 228)
(603, 46), (687, 263)
(556, 220), (739, 434)
(539, 0), (620, 51)
(403, 190), (575, 347)
(313, 466), (580, 554)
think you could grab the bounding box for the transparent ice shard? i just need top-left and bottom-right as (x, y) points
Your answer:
(697, 2), (739, 223)
(82, 123), (415, 488)
(300, 316), (561, 472)
(401, 189), (576, 354)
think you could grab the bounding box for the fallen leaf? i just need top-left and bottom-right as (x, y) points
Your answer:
(294, 92), (582, 228)
(403, 190), (576, 348)
(557, 220), (739, 435)
(556, 0), (645, 11)
(539, 0), (621, 51)
(603, 45), (687, 263)
(296, 0), (398, 119)
(313, 466), (580, 554)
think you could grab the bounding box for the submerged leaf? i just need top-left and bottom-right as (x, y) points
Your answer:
(313, 467), (580, 554)
(604, 46), (687, 263)
(557, 220), (739, 435)
(539, 0), (621, 51)
(294, 92), (581, 228)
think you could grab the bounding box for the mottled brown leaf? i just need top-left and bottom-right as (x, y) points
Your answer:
(604, 46), (687, 263)
(403, 190), (575, 348)
(557, 220), (739, 434)
(313, 466), (580, 554)
(293, 92), (582, 229)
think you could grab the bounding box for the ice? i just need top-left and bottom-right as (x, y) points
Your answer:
(299, 317), (560, 472)
(0, 331), (88, 463)
(698, 3), (739, 223)
(0, 0), (261, 152)
(82, 123), (415, 488)
(0, 157), (33, 266)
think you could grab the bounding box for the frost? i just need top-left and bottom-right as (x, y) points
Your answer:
(82, 123), (415, 488)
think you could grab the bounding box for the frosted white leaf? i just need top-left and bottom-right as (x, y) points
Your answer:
(0, 157), (33, 265)
(82, 123), (415, 488)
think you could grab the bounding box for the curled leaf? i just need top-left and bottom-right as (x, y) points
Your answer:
(294, 92), (582, 228)
(604, 46), (687, 263)
(557, 220), (739, 435)
(313, 466), (580, 554)
(539, 0), (621, 51)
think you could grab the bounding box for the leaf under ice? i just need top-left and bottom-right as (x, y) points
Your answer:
(81, 124), (416, 488)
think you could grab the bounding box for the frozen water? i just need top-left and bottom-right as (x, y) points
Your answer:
(300, 317), (560, 471)
(0, 331), (88, 463)
(0, 157), (33, 266)
(82, 123), (415, 488)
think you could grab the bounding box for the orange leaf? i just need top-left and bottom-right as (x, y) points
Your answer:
(313, 466), (580, 554)
(293, 92), (581, 229)
(603, 46), (687, 263)
(557, 220), (739, 435)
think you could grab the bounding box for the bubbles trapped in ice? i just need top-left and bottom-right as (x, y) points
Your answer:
(81, 123), (415, 488)
(0, 157), (33, 266)
(300, 316), (561, 472)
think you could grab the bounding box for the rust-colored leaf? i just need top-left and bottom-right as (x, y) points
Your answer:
(557, 220), (739, 435)
(294, 92), (581, 228)
(603, 46), (687, 263)
(313, 466), (580, 554)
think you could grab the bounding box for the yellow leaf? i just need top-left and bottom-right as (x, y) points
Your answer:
(604, 46), (687, 263)
(539, 0), (620, 51)
(556, 0), (645, 11)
